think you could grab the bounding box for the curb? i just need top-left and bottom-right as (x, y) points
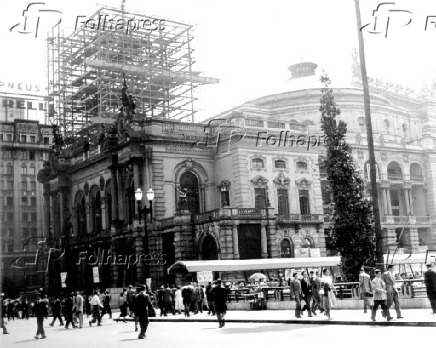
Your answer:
(115, 318), (436, 327)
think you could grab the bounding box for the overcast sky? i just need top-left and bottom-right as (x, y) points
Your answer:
(1, 0), (435, 121)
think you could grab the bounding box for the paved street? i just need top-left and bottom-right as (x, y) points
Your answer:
(2, 313), (435, 348)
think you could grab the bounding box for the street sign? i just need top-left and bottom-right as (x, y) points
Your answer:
(92, 267), (100, 283)
(197, 271), (213, 285)
(60, 272), (67, 288)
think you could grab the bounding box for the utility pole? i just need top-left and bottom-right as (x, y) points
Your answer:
(354, 0), (384, 271)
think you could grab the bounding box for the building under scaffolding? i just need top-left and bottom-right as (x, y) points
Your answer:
(47, 5), (218, 138)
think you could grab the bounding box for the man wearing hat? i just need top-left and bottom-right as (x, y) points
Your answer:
(382, 264), (403, 319)
(359, 267), (372, 313)
(424, 263), (436, 314)
(33, 293), (48, 339)
(371, 269), (392, 321)
(134, 285), (154, 339)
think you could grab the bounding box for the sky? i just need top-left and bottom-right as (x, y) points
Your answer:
(1, 0), (436, 121)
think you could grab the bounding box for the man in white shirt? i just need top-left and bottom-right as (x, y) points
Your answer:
(89, 291), (103, 326)
(371, 269), (392, 322)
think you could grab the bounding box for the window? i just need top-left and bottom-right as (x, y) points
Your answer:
(6, 197), (13, 206)
(299, 190), (310, 214)
(280, 239), (294, 258)
(220, 190), (230, 208)
(21, 134), (26, 143)
(252, 158), (264, 169)
(6, 181), (13, 190)
(254, 188), (267, 209)
(21, 181), (27, 190)
(8, 228), (14, 237)
(30, 181), (36, 190)
(21, 197), (27, 205)
(7, 212), (13, 221)
(6, 134), (12, 141)
(0, 134), (3, 141)
(23, 228), (29, 237)
(277, 189), (289, 215)
(30, 135), (36, 143)
(383, 119), (390, 130)
(31, 213), (37, 222)
(296, 161), (307, 170)
(31, 228), (37, 237)
(275, 160), (286, 169)
(21, 151), (28, 160)
(8, 243), (13, 253)
(390, 190), (400, 216)
(365, 163), (380, 179)
(21, 166), (27, 175)
(4, 151), (12, 159)
(22, 212), (28, 221)
(0, 181), (3, 190)
(30, 197), (37, 206)
(29, 151), (35, 160)
(29, 166), (35, 175)
(43, 137), (50, 144)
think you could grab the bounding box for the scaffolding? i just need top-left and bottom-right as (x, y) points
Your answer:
(47, 5), (218, 138)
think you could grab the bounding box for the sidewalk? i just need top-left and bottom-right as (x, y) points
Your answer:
(115, 308), (436, 327)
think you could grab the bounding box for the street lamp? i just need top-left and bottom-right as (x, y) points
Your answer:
(135, 187), (154, 222)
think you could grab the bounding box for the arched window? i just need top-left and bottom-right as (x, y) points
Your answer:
(296, 161), (307, 170)
(275, 160), (286, 169)
(280, 239), (294, 258)
(252, 158), (264, 169)
(75, 192), (87, 236)
(90, 187), (102, 233)
(180, 171), (200, 214)
(410, 163), (423, 181)
(387, 162), (403, 180)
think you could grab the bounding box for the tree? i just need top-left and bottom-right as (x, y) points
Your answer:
(319, 73), (376, 281)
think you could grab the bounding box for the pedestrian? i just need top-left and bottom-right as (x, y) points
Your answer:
(101, 290), (112, 319)
(21, 299), (29, 319)
(134, 285), (155, 339)
(310, 270), (322, 315)
(289, 272), (302, 318)
(132, 287), (140, 332)
(371, 269), (392, 322)
(174, 286), (184, 314)
(7, 301), (14, 321)
(64, 293), (76, 329)
(198, 285), (205, 313)
(126, 285), (135, 317)
(300, 271), (313, 317)
(382, 264), (403, 319)
(210, 279), (228, 328)
(1, 293), (9, 334)
(33, 293), (48, 339)
(49, 296), (64, 326)
(84, 294), (91, 317)
(157, 286), (164, 316)
(206, 282), (215, 315)
(181, 285), (193, 317)
(89, 290), (103, 326)
(424, 263), (436, 314)
(320, 268), (336, 319)
(192, 283), (200, 314)
(75, 291), (84, 328)
(359, 266), (372, 314)
(162, 284), (175, 316)
(118, 289), (128, 322)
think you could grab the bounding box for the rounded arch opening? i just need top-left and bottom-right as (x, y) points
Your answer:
(201, 234), (219, 260)
(280, 238), (295, 258)
(180, 171), (200, 214)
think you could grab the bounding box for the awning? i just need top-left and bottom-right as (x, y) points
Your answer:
(168, 256), (341, 274)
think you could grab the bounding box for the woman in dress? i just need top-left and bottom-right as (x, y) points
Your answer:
(320, 268), (336, 319)
(174, 286), (184, 315)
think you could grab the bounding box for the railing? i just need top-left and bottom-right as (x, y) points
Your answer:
(277, 214), (323, 224)
(393, 216), (408, 223)
(237, 208), (264, 217)
(387, 173), (404, 180)
(194, 208), (221, 223)
(410, 175), (424, 181)
(226, 279), (428, 303)
(416, 216), (431, 224)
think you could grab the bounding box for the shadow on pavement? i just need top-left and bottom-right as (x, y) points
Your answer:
(214, 324), (324, 334)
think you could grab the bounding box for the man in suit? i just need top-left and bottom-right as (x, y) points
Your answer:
(359, 267), (372, 313)
(371, 269), (392, 322)
(290, 272), (302, 318)
(162, 284), (175, 316)
(210, 279), (228, 328)
(300, 271), (313, 317)
(33, 293), (48, 339)
(424, 263), (436, 314)
(126, 285), (135, 317)
(382, 264), (403, 319)
(310, 270), (322, 315)
(134, 285), (154, 339)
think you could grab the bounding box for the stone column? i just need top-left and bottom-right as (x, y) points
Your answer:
(403, 189), (410, 215)
(408, 189), (414, 215)
(101, 196), (107, 231)
(110, 162), (119, 224)
(382, 188), (388, 215)
(386, 188), (392, 215)
(409, 228), (420, 252)
(232, 225), (239, 259)
(133, 160), (141, 214)
(261, 224), (268, 258)
(43, 184), (51, 236)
